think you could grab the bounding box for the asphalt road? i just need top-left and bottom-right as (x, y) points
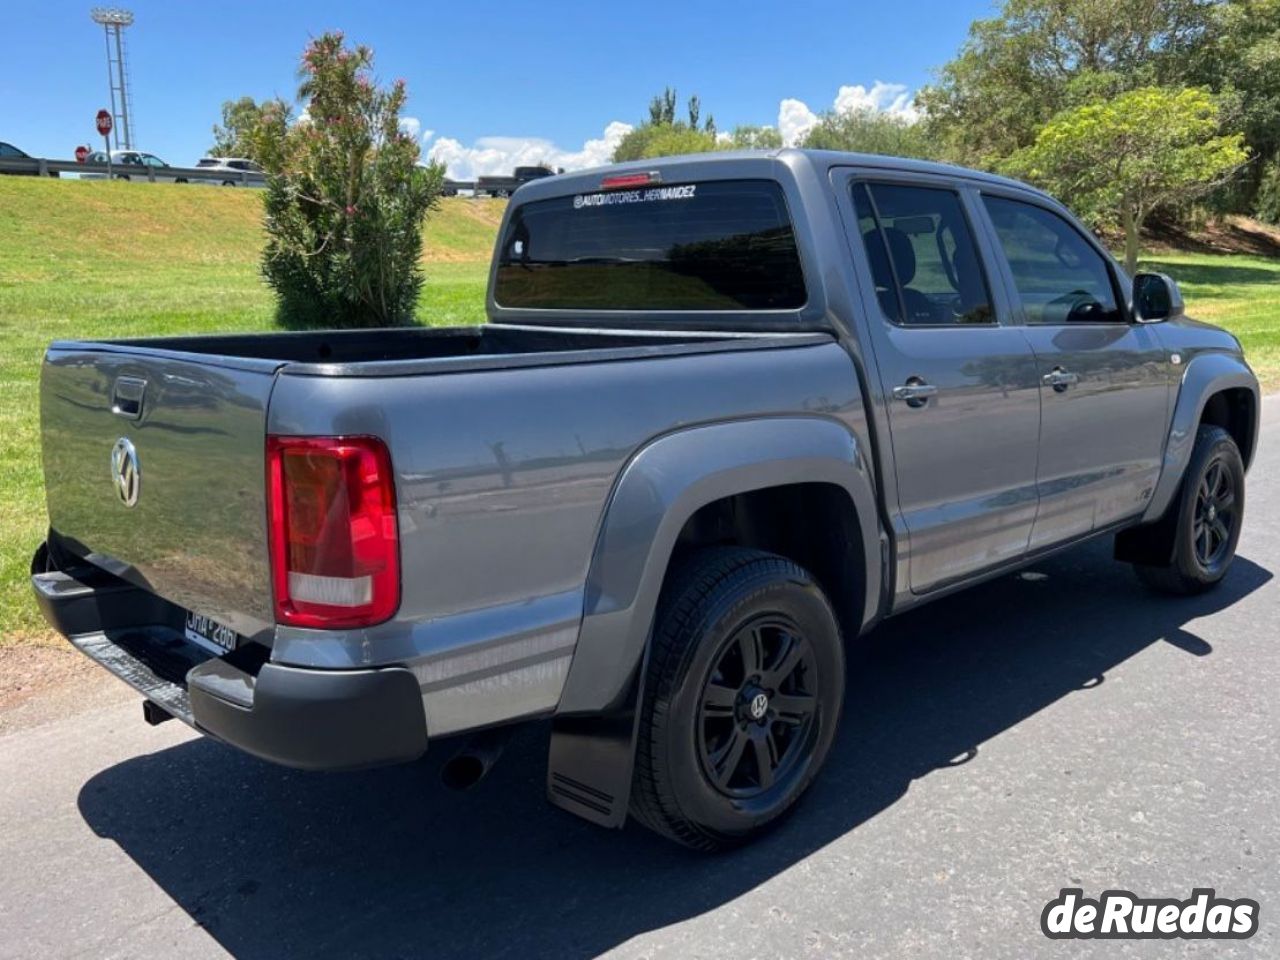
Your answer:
(2, 401), (1277, 960)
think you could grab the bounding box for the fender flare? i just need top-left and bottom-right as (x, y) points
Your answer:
(1143, 353), (1259, 523)
(547, 416), (882, 827)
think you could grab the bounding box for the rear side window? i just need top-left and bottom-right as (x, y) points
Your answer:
(494, 180), (806, 311)
(982, 196), (1124, 324)
(853, 182), (993, 326)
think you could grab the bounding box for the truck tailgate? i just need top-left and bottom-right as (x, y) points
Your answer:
(40, 344), (282, 638)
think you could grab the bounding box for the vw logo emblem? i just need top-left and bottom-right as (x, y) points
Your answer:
(748, 692), (770, 721)
(110, 437), (140, 507)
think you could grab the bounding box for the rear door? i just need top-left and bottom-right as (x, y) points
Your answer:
(976, 192), (1170, 548)
(835, 172), (1042, 594)
(40, 344), (282, 638)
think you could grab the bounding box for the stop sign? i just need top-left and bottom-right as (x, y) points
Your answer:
(75, 145), (90, 163)
(95, 109), (112, 137)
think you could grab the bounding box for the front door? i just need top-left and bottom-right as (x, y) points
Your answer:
(841, 177), (1042, 594)
(978, 193), (1171, 549)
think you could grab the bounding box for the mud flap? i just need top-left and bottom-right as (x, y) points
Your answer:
(1114, 492), (1180, 567)
(546, 659), (647, 829)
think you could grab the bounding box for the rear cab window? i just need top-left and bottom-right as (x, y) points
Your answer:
(853, 182), (994, 326)
(494, 180), (806, 311)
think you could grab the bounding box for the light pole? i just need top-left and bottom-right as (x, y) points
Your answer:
(90, 8), (135, 151)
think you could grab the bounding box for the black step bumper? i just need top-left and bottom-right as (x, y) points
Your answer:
(32, 542), (428, 771)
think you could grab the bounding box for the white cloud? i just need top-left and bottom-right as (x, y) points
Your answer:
(420, 128), (435, 145)
(778, 98), (820, 149)
(427, 120), (633, 181)
(399, 116), (421, 140)
(778, 81), (919, 146)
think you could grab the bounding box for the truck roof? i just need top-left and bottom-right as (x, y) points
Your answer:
(511, 147), (1053, 205)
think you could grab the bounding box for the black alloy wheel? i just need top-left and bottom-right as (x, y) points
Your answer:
(697, 615), (818, 798)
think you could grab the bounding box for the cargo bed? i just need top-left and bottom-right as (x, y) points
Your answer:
(54, 323), (822, 378)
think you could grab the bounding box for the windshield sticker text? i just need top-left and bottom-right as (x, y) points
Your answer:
(573, 184), (697, 209)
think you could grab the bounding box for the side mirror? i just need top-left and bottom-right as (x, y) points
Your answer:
(1132, 272), (1184, 323)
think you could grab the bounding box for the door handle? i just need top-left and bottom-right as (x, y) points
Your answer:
(111, 376), (147, 419)
(892, 378), (938, 408)
(1042, 367), (1079, 393)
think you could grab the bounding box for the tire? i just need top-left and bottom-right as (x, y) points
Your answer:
(630, 547), (845, 851)
(1135, 425), (1244, 595)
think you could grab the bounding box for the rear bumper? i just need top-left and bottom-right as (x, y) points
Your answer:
(32, 543), (428, 771)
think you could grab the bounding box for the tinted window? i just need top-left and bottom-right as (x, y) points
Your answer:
(0, 143), (25, 158)
(854, 183), (993, 325)
(983, 196), (1123, 324)
(494, 180), (805, 311)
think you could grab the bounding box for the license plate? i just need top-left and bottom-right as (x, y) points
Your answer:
(184, 610), (240, 654)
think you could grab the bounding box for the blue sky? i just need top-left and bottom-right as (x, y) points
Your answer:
(2, 0), (991, 176)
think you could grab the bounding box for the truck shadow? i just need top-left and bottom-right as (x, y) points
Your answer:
(77, 540), (1271, 960)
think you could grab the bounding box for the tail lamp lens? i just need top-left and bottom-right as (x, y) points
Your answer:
(267, 435), (400, 629)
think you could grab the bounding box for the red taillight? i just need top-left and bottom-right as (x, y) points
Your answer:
(267, 435), (400, 629)
(600, 171), (660, 189)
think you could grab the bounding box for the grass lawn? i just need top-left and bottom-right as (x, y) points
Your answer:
(0, 178), (1276, 643)
(1140, 252), (1280, 389)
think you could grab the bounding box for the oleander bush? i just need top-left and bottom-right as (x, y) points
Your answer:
(254, 33), (444, 328)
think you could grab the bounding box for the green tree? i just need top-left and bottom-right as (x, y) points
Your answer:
(613, 88), (721, 162)
(649, 87), (678, 125)
(210, 96), (291, 160)
(252, 33), (445, 328)
(1003, 87), (1247, 274)
(917, 0), (1215, 166)
(799, 108), (937, 159)
(729, 124), (783, 149)
(612, 124), (721, 162)
(1190, 0), (1280, 219)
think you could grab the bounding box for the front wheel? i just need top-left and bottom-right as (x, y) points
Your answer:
(630, 548), (845, 851)
(1135, 425), (1245, 595)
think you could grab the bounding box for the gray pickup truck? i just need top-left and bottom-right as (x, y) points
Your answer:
(33, 150), (1259, 850)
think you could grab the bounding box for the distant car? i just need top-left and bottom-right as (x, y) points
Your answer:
(195, 157), (264, 186)
(0, 141), (58, 177)
(81, 150), (187, 183)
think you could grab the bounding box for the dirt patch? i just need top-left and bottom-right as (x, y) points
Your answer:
(0, 642), (131, 736)
(1136, 215), (1280, 258)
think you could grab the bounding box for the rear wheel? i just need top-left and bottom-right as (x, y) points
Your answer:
(1134, 425), (1244, 595)
(630, 548), (845, 851)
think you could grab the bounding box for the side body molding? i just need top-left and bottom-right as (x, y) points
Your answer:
(547, 416), (882, 827)
(1142, 352), (1260, 524)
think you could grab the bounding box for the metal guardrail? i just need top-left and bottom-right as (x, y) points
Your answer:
(0, 155), (266, 186)
(1, 158), (517, 197)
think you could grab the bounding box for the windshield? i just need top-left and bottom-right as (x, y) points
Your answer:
(494, 179), (806, 312)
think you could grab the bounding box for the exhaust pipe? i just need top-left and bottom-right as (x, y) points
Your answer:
(440, 726), (512, 791)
